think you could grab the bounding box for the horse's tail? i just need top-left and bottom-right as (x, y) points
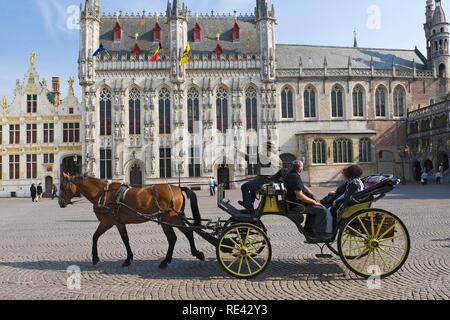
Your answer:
(181, 187), (202, 226)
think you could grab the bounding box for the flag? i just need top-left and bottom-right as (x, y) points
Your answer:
(151, 42), (162, 62)
(180, 42), (191, 65)
(93, 43), (109, 57)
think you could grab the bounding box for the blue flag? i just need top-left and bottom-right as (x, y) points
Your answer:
(93, 43), (108, 57)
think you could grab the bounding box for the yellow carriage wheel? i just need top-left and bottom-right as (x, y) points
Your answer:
(216, 223), (272, 279)
(326, 234), (370, 260)
(337, 209), (410, 279)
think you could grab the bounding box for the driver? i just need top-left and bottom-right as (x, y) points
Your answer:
(284, 160), (330, 239)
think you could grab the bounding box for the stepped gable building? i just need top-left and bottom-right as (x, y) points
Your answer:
(79, 0), (450, 187)
(0, 54), (82, 198)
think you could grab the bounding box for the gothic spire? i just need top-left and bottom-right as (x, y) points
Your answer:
(353, 29), (358, 48)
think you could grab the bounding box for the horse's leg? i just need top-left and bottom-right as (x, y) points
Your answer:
(159, 224), (177, 269)
(116, 224), (134, 267)
(92, 220), (114, 266)
(175, 217), (205, 262)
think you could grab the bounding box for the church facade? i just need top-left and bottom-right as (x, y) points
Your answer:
(78, 0), (450, 187)
(0, 55), (82, 197)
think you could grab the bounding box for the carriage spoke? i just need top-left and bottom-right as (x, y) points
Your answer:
(248, 255), (263, 269)
(378, 234), (404, 243)
(244, 228), (251, 246)
(225, 235), (241, 247)
(378, 223), (396, 240)
(227, 256), (240, 269)
(370, 214), (375, 237)
(375, 216), (387, 238)
(220, 244), (239, 251)
(376, 248), (389, 271)
(357, 217), (370, 237)
(245, 257), (253, 274)
(236, 228), (245, 246)
(238, 257), (244, 274)
(346, 226), (369, 239)
(377, 247), (402, 263)
(346, 244), (368, 256)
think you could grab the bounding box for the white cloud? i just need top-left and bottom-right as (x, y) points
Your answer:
(34, 0), (77, 37)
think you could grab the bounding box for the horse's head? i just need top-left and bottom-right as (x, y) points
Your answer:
(59, 172), (79, 208)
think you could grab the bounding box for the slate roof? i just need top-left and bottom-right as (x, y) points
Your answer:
(276, 44), (428, 70)
(99, 16), (258, 56)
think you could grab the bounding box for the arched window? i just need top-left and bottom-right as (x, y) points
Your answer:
(359, 138), (372, 163)
(216, 87), (228, 133)
(331, 86), (344, 118)
(100, 88), (112, 136)
(159, 88), (171, 134)
(187, 88), (200, 134)
(280, 153), (297, 170)
(439, 64), (446, 78)
(246, 87), (258, 131)
(393, 86), (405, 118)
(352, 85), (364, 117)
(281, 86), (294, 119)
(333, 139), (353, 163)
(375, 86), (387, 117)
(129, 87), (141, 135)
(304, 86), (316, 118)
(312, 140), (326, 164)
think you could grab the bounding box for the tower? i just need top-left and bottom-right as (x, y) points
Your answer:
(425, 0), (435, 64)
(167, 0), (188, 83)
(427, 0), (450, 78)
(255, 0), (276, 82)
(79, 0), (100, 86)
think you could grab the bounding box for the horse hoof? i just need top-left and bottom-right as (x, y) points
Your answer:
(195, 251), (205, 261)
(92, 257), (100, 266)
(122, 259), (132, 267)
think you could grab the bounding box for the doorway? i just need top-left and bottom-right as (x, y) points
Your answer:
(130, 164), (143, 187)
(413, 161), (422, 182)
(45, 176), (53, 195)
(218, 165), (230, 190)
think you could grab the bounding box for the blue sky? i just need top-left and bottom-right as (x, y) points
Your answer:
(0, 0), (437, 100)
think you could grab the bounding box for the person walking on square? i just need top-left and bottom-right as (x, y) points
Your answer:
(52, 184), (58, 200)
(209, 177), (216, 196)
(421, 171), (429, 185)
(37, 183), (43, 202)
(30, 183), (37, 203)
(439, 163), (445, 183)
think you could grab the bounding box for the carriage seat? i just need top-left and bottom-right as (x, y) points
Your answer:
(349, 175), (400, 205)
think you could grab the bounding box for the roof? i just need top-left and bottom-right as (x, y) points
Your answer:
(276, 44), (427, 70)
(433, 5), (447, 25)
(99, 15), (258, 56)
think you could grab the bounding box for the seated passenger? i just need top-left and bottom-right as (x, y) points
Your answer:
(284, 160), (330, 239)
(235, 143), (283, 210)
(325, 165), (365, 233)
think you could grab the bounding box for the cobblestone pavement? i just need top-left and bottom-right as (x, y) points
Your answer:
(0, 184), (449, 300)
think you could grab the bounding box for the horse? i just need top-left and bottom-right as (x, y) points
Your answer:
(58, 172), (205, 269)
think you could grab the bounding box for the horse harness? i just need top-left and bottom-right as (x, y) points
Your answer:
(93, 181), (181, 224)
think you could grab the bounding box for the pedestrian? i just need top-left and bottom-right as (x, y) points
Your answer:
(421, 171), (428, 185)
(439, 163), (445, 182)
(37, 183), (43, 202)
(435, 171), (442, 184)
(52, 184), (58, 200)
(209, 177), (216, 196)
(30, 183), (37, 202)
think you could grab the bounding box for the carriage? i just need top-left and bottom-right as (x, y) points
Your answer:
(189, 175), (410, 279)
(59, 173), (410, 280)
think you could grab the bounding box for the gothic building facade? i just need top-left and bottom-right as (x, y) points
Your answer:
(0, 55), (82, 197)
(79, 0), (450, 186)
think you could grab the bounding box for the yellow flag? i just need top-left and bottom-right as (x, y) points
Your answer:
(180, 42), (191, 65)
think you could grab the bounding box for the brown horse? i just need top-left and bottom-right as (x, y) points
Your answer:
(58, 173), (205, 269)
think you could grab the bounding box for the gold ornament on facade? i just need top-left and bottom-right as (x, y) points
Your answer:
(1, 96), (7, 109)
(68, 78), (74, 94)
(29, 52), (36, 67)
(54, 93), (60, 106)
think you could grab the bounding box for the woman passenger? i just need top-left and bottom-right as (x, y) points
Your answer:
(325, 165), (365, 233)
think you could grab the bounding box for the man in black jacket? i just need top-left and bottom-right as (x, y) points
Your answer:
(284, 160), (330, 239)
